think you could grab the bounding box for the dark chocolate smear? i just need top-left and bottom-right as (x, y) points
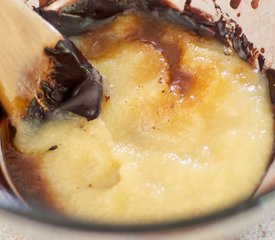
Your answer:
(36, 9), (112, 36)
(35, 1), (222, 43)
(61, 0), (125, 19)
(35, 0), (152, 36)
(25, 39), (102, 121)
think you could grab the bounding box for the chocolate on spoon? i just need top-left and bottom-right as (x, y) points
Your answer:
(0, 0), (102, 124)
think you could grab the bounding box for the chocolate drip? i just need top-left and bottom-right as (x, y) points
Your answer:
(251, 0), (260, 9)
(230, 0), (242, 9)
(25, 39), (102, 121)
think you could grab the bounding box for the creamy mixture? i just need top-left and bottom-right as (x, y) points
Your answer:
(13, 14), (273, 223)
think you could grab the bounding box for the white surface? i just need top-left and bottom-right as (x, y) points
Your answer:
(0, 215), (275, 240)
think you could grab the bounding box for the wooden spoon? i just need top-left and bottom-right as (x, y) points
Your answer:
(0, 0), (63, 124)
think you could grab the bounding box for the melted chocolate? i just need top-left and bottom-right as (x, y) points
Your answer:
(35, 0), (149, 36)
(1, 121), (55, 209)
(37, 0), (216, 38)
(25, 39), (103, 121)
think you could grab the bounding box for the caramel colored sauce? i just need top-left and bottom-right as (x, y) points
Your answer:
(74, 13), (194, 96)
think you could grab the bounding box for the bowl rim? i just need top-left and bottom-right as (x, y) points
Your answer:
(0, 190), (274, 233)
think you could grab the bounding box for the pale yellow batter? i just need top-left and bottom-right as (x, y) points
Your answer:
(14, 14), (274, 223)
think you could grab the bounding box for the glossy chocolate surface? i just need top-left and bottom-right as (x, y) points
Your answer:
(25, 39), (102, 121)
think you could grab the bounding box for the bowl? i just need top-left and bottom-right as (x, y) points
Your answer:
(0, 0), (274, 239)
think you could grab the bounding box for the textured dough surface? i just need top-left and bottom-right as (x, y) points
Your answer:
(14, 14), (274, 223)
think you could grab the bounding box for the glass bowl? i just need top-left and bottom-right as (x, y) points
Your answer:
(0, 0), (274, 239)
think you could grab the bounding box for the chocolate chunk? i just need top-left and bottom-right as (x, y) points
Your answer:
(45, 39), (103, 121)
(25, 39), (102, 121)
